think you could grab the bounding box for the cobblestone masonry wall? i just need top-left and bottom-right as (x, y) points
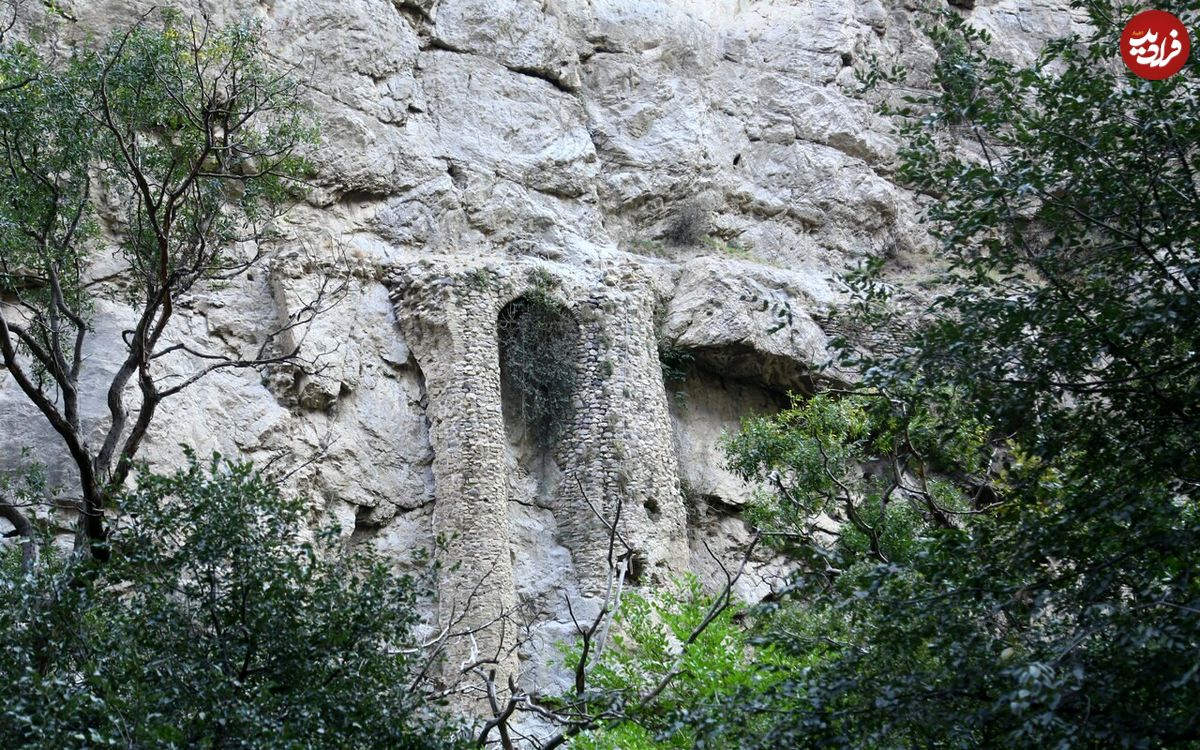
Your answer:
(390, 263), (519, 690)
(556, 284), (689, 595)
(389, 259), (689, 694)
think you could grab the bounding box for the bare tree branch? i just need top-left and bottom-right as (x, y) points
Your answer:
(0, 12), (326, 560)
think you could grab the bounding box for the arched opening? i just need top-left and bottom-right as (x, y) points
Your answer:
(498, 289), (584, 658)
(497, 291), (581, 450)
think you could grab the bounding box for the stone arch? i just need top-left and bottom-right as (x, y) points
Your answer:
(388, 260), (692, 699)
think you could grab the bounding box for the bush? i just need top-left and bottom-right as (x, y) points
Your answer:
(0, 453), (465, 750)
(696, 3), (1200, 748)
(561, 576), (795, 750)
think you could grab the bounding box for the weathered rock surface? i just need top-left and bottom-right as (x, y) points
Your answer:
(0, 0), (1083, 708)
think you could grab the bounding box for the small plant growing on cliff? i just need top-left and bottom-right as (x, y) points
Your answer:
(528, 265), (559, 292)
(657, 342), (693, 407)
(0, 12), (324, 561)
(657, 344), (693, 385)
(665, 200), (710, 246)
(466, 265), (497, 292)
(498, 289), (580, 449)
(701, 235), (752, 260)
(653, 302), (692, 402)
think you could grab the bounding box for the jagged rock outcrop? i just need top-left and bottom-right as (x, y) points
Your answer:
(0, 0), (1084, 702)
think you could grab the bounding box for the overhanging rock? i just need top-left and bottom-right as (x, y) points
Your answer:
(662, 257), (846, 394)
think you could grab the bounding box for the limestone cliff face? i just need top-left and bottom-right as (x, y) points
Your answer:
(0, 0), (1081, 693)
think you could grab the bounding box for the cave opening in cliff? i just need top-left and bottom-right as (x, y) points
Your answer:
(497, 291), (581, 451)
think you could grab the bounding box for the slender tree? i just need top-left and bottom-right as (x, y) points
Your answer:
(0, 11), (327, 561)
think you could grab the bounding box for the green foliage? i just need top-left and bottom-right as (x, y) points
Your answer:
(0, 13), (313, 310)
(466, 265), (498, 292)
(0, 12), (318, 558)
(858, 2), (1200, 473)
(87, 17), (313, 294)
(695, 2), (1200, 748)
(0, 36), (97, 366)
(498, 289), (580, 449)
(563, 577), (793, 750)
(725, 390), (981, 575)
(653, 300), (694, 403)
(0, 454), (465, 750)
(0, 455), (48, 506)
(656, 344), (693, 385)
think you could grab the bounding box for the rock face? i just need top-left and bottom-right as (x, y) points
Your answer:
(0, 0), (1082, 704)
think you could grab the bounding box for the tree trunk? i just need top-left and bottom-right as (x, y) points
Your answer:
(0, 494), (38, 573)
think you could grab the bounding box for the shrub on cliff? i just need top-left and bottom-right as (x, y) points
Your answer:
(0, 453), (466, 750)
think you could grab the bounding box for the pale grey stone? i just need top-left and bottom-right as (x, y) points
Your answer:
(0, 0), (1081, 717)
